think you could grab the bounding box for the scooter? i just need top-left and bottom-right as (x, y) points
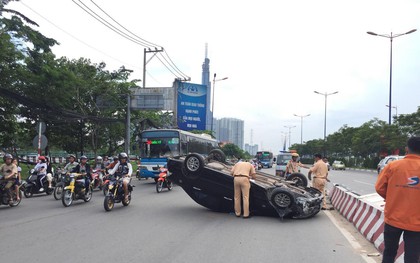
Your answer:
(156, 167), (173, 193)
(22, 169), (54, 197)
(90, 169), (103, 190)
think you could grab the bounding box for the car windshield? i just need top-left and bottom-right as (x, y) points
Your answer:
(277, 155), (292, 165)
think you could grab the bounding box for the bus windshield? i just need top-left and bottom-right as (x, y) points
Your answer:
(256, 151), (273, 161)
(141, 137), (180, 158)
(140, 130), (180, 158)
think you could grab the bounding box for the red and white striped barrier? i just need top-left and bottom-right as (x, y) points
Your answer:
(330, 185), (405, 263)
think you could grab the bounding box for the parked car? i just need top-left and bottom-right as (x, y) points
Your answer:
(377, 155), (405, 174)
(332, 161), (345, 170)
(167, 151), (323, 219)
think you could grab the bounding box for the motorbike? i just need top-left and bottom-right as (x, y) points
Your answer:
(156, 167), (173, 193)
(53, 168), (67, 200)
(101, 174), (111, 196)
(103, 175), (134, 211)
(61, 173), (92, 207)
(22, 169), (54, 198)
(90, 169), (103, 191)
(0, 177), (22, 207)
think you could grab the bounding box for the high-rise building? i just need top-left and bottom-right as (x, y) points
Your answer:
(201, 44), (212, 131)
(245, 143), (259, 156)
(215, 118), (244, 149)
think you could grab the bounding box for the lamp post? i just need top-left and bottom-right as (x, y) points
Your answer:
(210, 73), (228, 133)
(314, 91), (338, 154)
(386, 104), (398, 119)
(367, 29), (416, 125)
(293, 114), (310, 145)
(284, 125), (296, 148)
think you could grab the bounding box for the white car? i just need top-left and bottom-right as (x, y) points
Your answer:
(377, 155), (405, 174)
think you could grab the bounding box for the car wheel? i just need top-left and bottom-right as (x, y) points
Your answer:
(207, 149), (226, 163)
(270, 188), (294, 209)
(287, 173), (308, 187)
(184, 153), (205, 175)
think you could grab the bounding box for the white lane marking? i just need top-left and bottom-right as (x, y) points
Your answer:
(353, 180), (375, 186)
(324, 211), (378, 263)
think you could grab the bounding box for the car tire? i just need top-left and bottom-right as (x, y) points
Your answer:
(287, 173), (308, 187)
(270, 188), (295, 209)
(184, 153), (205, 175)
(207, 149), (226, 163)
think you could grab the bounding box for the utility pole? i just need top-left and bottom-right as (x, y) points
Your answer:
(143, 48), (164, 88)
(284, 125), (296, 148)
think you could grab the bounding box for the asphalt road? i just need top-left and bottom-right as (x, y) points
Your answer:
(267, 166), (379, 195)
(0, 174), (382, 263)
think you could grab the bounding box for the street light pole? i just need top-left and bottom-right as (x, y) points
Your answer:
(367, 29), (416, 125)
(386, 104), (398, 119)
(210, 73), (228, 134)
(284, 125), (296, 148)
(314, 91), (338, 156)
(293, 114), (310, 144)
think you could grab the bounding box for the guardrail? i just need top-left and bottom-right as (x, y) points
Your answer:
(330, 184), (405, 263)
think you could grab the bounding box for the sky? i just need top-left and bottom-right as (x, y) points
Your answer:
(6, 0), (420, 153)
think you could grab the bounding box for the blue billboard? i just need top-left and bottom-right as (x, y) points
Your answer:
(177, 82), (207, 130)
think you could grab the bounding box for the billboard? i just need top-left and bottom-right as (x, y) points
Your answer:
(177, 82), (207, 130)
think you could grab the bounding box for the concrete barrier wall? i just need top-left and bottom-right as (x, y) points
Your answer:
(330, 185), (405, 263)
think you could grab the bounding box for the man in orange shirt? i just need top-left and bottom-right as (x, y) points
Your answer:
(230, 160), (256, 218)
(375, 136), (420, 263)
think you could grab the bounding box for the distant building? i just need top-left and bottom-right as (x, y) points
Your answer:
(245, 143), (259, 156)
(215, 118), (244, 149)
(201, 44), (212, 131)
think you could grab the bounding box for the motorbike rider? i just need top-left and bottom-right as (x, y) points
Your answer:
(34, 156), (48, 192)
(12, 157), (22, 201)
(71, 156), (91, 193)
(93, 156), (105, 182)
(45, 157), (54, 189)
(0, 154), (18, 202)
(108, 152), (132, 202)
(103, 156), (111, 167)
(106, 156), (119, 171)
(285, 153), (309, 176)
(64, 154), (79, 173)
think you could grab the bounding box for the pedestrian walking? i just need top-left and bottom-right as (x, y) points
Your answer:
(375, 136), (420, 263)
(308, 153), (329, 210)
(230, 160), (256, 218)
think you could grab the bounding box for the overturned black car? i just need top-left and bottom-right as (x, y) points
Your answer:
(167, 151), (323, 219)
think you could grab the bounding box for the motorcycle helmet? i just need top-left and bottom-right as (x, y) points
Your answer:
(38, 156), (46, 162)
(291, 153), (299, 157)
(3, 153), (13, 162)
(96, 156), (103, 162)
(80, 155), (88, 161)
(119, 152), (128, 160)
(113, 156), (119, 161)
(68, 154), (76, 159)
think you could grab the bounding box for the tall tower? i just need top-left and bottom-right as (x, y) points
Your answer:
(201, 43), (212, 131)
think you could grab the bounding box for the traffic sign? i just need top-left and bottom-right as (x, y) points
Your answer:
(32, 135), (48, 150)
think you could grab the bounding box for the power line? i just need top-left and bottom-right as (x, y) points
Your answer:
(72, 0), (191, 81)
(89, 0), (161, 49)
(72, 0), (153, 47)
(19, 1), (141, 71)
